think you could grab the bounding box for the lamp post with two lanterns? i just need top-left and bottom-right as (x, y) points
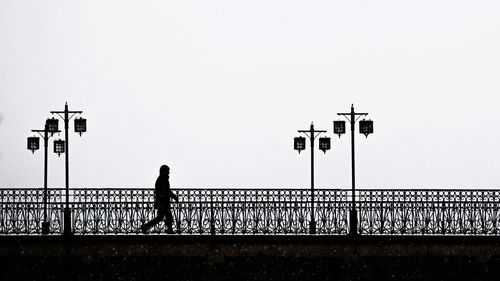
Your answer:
(27, 118), (61, 234)
(334, 104), (374, 235)
(293, 123), (331, 234)
(50, 102), (86, 236)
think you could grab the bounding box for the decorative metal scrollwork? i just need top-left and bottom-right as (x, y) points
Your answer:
(1, 188), (499, 235)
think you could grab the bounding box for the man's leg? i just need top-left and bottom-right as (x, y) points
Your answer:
(141, 208), (166, 233)
(165, 208), (174, 234)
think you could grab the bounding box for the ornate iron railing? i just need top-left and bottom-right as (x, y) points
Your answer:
(358, 190), (500, 235)
(0, 188), (499, 235)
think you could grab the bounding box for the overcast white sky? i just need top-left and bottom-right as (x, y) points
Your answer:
(1, 0), (500, 189)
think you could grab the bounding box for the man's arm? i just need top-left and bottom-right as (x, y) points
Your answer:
(169, 190), (179, 202)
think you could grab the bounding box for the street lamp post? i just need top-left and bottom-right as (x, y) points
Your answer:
(294, 123), (330, 234)
(28, 119), (60, 234)
(50, 102), (86, 236)
(336, 104), (373, 235)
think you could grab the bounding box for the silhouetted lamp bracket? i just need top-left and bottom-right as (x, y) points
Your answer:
(46, 118), (59, 136)
(28, 118), (62, 235)
(336, 104), (374, 236)
(53, 139), (65, 157)
(27, 136), (40, 153)
(359, 119), (374, 138)
(50, 102), (86, 236)
(319, 136), (331, 153)
(294, 136), (306, 153)
(333, 120), (346, 138)
(293, 123), (328, 234)
(74, 117), (87, 136)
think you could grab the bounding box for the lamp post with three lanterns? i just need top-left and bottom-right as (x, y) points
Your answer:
(28, 102), (86, 235)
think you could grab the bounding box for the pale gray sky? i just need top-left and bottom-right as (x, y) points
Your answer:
(1, 0), (500, 188)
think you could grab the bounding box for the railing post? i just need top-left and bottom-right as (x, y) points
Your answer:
(231, 191), (236, 234)
(210, 190), (215, 235)
(493, 191), (498, 235)
(441, 201), (446, 235)
(402, 191), (407, 234)
(350, 194), (358, 236)
(379, 191), (384, 234)
(481, 191), (486, 234)
(242, 191), (247, 234)
(199, 194), (203, 234)
(220, 191), (225, 234)
(176, 190), (181, 234)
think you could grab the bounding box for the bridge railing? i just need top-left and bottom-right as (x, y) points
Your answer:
(358, 189), (500, 235)
(1, 188), (498, 235)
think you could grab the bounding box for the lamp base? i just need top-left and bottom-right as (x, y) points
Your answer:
(41, 222), (50, 235)
(349, 209), (358, 236)
(63, 208), (73, 236)
(309, 220), (316, 234)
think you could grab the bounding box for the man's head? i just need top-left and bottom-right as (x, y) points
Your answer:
(160, 165), (170, 177)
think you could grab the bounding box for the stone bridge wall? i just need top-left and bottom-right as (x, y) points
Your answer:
(1, 236), (500, 280)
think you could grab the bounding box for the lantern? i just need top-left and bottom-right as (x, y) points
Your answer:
(27, 137), (40, 153)
(294, 136), (306, 153)
(333, 120), (346, 138)
(53, 139), (65, 157)
(74, 117), (87, 136)
(359, 119), (373, 137)
(319, 137), (331, 153)
(46, 118), (59, 135)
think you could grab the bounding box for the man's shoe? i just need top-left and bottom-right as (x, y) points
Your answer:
(140, 225), (148, 234)
(166, 228), (175, 234)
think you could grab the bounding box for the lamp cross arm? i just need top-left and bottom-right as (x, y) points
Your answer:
(298, 130), (327, 133)
(31, 129), (61, 133)
(31, 129), (61, 139)
(51, 111), (83, 121)
(337, 113), (368, 116)
(298, 129), (327, 140)
(50, 110), (83, 114)
(337, 112), (369, 123)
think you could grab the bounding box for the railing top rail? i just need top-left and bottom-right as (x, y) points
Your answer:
(2, 187), (499, 191)
(1, 187), (347, 190)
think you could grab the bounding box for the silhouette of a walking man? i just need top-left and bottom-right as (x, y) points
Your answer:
(141, 165), (178, 234)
